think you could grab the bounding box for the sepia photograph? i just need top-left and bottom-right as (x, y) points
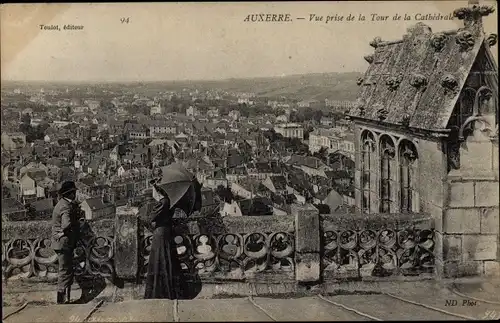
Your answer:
(1, 1), (499, 321)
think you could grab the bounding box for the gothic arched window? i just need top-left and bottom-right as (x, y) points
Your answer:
(361, 131), (376, 213)
(399, 140), (419, 213)
(449, 87), (475, 132)
(379, 135), (396, 213)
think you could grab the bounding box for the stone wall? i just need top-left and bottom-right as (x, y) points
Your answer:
(417, 138), (448, 279)
(444, 176), (499, 277)
(441, 128), (500, 278)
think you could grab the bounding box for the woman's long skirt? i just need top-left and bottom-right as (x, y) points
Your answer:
(144, 226), (182, 299)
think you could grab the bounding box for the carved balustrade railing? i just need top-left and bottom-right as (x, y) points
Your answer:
(2, 219), (115, 281)
(139, 215), (296, 282)
(2, 209), (436, 284)
(321, 213), (435, 280)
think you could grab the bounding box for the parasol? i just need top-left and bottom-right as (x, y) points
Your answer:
(152, 163), (202, 215)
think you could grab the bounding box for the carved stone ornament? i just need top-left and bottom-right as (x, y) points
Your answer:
(447, 141), (461, 171)
(453, 7), (468, 20)
(355, 100), (365, 116)
(456, 30), (475, 51)
(409, 74), (428, 89)
(141, 228), (296, 279)
(383, 146), (396, 157)
(478, 5), (495, 16)
(487, 33), (497, 47)
(376, 105), (388, 121)
(364, 54), (374, 64)
(386, 74), (403, 91)
(453, 5), (495, 20)
(401, 113), (411, 127)
(357, 77), (364, 86)
(354, 99), (365, 109)
(480, 88), (493, 102)
(370, 37), (383, 48)
(441, 74), (458, 91)
(344, 109), (352, 120)
(322, 227), (435, 277)
(402, 147), (416, 160)
(430, 33), (447, 51)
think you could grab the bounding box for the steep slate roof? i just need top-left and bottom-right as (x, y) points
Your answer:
(31, 198), (54, 212)
(2, 198), (26, 214)
(288, 155), (324, 170)
(149, 139), (168, 146)
(201, 188), (217, 207)
(270, 175), (287, 190)
(238, 197), (273, 216)
(79, 177), (97, 187)
(227, 154), (245, 169)
(349, 4), (497, 132)
(26, 169), (48, 182)
(83, 197), (108, 211)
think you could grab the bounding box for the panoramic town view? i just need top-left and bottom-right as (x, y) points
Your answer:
(1, 1), (499, 322)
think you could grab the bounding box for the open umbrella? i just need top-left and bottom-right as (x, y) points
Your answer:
(152, 163), (202, 215)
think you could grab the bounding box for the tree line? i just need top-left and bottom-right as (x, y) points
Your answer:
(19, 114), (50, 143)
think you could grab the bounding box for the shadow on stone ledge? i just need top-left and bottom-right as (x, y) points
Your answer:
(177, 274), (203, 300)
(71, 275), (107, 304)
(70, 219), (124, 304)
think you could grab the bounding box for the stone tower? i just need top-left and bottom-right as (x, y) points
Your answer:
(348, 1), (498, 277)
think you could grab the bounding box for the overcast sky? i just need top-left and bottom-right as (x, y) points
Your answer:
(1, 1), (497, 82)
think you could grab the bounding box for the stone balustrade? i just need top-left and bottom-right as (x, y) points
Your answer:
(321, 213), (435, 280)
(139, 214), (297, 283)
(2, 206), (436, 284)
(2, 219), (115, 281)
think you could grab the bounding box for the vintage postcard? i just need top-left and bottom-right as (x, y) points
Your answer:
(1, 1), (499, 322)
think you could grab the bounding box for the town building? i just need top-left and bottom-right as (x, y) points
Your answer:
(308, 128), (338, 153)
(19, 169), (54, 199)
(1, 132), (27, 151)
(124, 123), (150, 140)
(80, 197), (116, 220)
(297, 99), (321, 108)
(150, 103), (164, 115)
(2, 198), (27, 221)
(325, 99), (355, 112)
(148, 121), (177, 138)
(186, 106), (199, 117)
(274, 123), (304, 139)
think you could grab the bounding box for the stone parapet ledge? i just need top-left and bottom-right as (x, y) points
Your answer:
(447, 170), (499, 182)
(170, 215), (295, 236)
(1, 218), (115, 240)
(321, 212), (433, 231)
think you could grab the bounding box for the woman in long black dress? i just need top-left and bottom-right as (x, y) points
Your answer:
(141, 164), (202, 299)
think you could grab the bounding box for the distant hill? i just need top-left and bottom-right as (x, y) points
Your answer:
(2, 72), (363, 101)
(163, 72), (363, 101)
